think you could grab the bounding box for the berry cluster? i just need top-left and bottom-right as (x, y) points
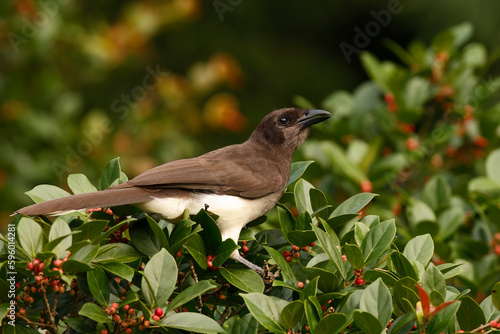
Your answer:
(240, 240), (249, 257)
(491, 233), (500, 256)
(101, 303), (158, 333)
(282, 243), (314, 263)
(206, 254), (216, 271)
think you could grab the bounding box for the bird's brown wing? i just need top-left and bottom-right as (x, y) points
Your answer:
(112, 144), (287, 198)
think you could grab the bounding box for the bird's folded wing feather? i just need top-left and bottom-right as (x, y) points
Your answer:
(111, 146), (285, 198)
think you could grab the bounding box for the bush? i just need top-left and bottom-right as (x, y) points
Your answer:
(2, 22), (500, 334)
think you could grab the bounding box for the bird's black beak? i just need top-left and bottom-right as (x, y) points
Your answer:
(298, 109), (331, 129)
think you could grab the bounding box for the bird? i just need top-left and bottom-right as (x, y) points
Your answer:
(14, 107), (331, 273)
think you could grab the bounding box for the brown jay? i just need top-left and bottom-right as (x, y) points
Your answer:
(15, 107), (331, 273)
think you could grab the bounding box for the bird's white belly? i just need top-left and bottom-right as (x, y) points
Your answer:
(139, 193), (278, 252)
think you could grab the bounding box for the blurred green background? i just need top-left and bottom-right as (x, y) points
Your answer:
(1, 0), (500, 230)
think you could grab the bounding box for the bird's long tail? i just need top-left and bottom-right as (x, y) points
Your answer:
(13, 187), (154, 216)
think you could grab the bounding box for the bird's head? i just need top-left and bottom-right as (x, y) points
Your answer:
(250, 107), (331, 151)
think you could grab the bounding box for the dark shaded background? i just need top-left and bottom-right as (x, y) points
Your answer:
(1, 0), (500, 230)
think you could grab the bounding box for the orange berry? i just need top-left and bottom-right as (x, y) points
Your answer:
(406, 137), (419, 151)
(296, 281), (304, 289)
(360, 180), (372, 193)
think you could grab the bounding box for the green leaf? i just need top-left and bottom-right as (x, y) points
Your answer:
(130, 221), (161, 256)
(422, 174), (451, 212)
(87, 266), (110, 306)
(486, 149), (500, 184)
(315, 313), (348, 334)
(287, 161), (314, 187)
(48, 218), (73, 258)
(304, 297), (321, 332)
(456, 296), (485, 331)
(363, 269), (398, 287)
(304, 267), (339, 293)
(167, 280), (217, 312)
(404, 77), (430, 109)
(422, 263), (446, 299)
(194, 210), (222, 253)
(64, 317), (97, 333)
(360, 52), (389, 92)
(278, 204), (295, 244)
(359, 278), (392, 327)
(403, 234), (434, 266)
(344, 243), (364, 270)
(437, 207), (465, 241)
(97, 262), (134, 282)
(18, 217), (43, 257)
(141, 248), (177, 308)
(437, 263), (463, 279)
(94, 243), (140, 264)
(311, 222), (346, 280)
(391, 252), (419, 281)
(241, 293), (287, 334)
(330, 193), (378, 217)
(183, 233), (207, 270)
(491, 282), (500, 310)
(264, 245), (296, 283)
(67, 173), (98, 194)
(79, 302), (110, 323)
(62, 259), (93, 272)
(73, 220), (108, 244)
(97, 157), (121, 190)
(393, 277), (419, 314)
(286, 230), (317, 248)
(25, 185), (71, 204)
(279, 300), (304, 330)
(361, 219), (396, 266)
(145, 215), (169, 249)
(406, 198), (436, 227)
(310, 187), (330, 220)
(294, 178), (314, 214)
(160, 312), (224, 333)
(223, 313), (258, 334)
(353, 310), (383, 334)
(220, 267), (265, 293)
(213, 239), (239, 268)
(71, 244), (98, 263)
(480, 296), (500, 322)
(426, 300), (460, 334)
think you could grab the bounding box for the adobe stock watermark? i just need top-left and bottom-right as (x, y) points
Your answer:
(51, 65), (169, 181)
(213, 0), (242, 22)
(8, 0), (69, 54)
(6, 224), (17, 326)
(339, 0), (412, 64)
(385, 73), (500, 193)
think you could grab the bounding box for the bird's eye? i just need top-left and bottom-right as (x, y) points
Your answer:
(278, 116), (290, 126)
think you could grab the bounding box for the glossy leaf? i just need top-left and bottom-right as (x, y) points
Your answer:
(330, 192), (378, 217)
(359, 278), (392, 327)
(97, 262), (134, 282)
(160, 312), (224, 333)
(344, 243), (364, 270)
(220, 267), (265, 293)
(18, 217), (43, 257)
(279, 300), (304, 330)
(183, 233), (207, 270)
(315, 313), (348, 334)
(97, 157), (121, 190)
(353, 310), (383, 334)
(48, 218), (73, 258)
(422, 263), (446, 299)
(294, 178), (314, 214)
(25, 185), (71, 204)
(167, 280), (217, 312)
(241, 293), (287, 334)
(67, 173), (97, 194)
(213, 238), (239, 267)
(403, 234), (434, 266)
(491, 282), (500, 310)
(130, 221), (161, 256)
(312, 222), (346, 280)
(361, 219), (396, 266)
(87, 266), (109, 306)
(94, 243), (139, 263)
(287, 161), (314, 187)
(141, 248), (177, 307)
(456, 296), (485, 331)
(264, 245), (296, 283)
(79, 302), (110, 324)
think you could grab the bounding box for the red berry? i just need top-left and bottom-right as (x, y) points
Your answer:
(18, 308), (26, 315)
(457, 331), (464, 333)
(342, 255), (347, 262)
(495, 245), (500, 256)
(100, 330), (108, 334)
(309, 242), (315, 247)
(123, 304), (130, 312)
(292, 245), (300, 251)
(152, 315), (160, 322)
(207, 260), (213, 268)
(242, 241), (247, 245)
(53, 259), (63, 267)
(360, 180), (372, 193)
(242, 246), (249, 253)
(406, 137), (419, 151)
(33, 259), (40, 266)
(296, 281), (304, 289)
(384, 92), (395, 104)
(292, 252), (300, 259)
(176, 250), (182, 257)
(113, 314), (121, 323)
(490, 320), (499, 328)
(285, 256), (292, 262)
(27, 262), (34, 270)
(387, 321), (392, 328)
(128, 308), (135, 315)
(302, 246), (310, 252)
(474, 136), (489, 148)
(355, 278), (364, 285)
(283, 251), (291, 257)
(155, 308), (163, 317)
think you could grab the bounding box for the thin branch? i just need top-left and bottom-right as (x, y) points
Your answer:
(217, 305), (231, 326)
